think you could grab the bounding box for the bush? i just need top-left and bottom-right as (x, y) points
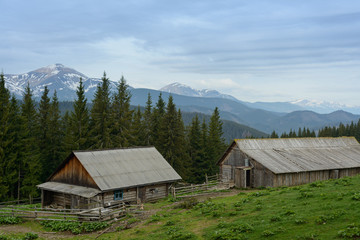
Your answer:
(40, 220), (109, 234)
(262, 230), (275, 237)
(298, 192), (313, 199)
(23, 232), (38, 240)
(352, 192), (360, 201)
(270, 215), (282, 222)
(338, 223), (360, 238)
(315, 211), (344, 225)
(148, 214), (162, 223)
(177, 198), (199, 209)
(295, 218), (307, 225)
(0, 216), (22, 225)
(193, 201), (225, 217)
(166, 226), (198, 240)
(309, 181), (324, 188)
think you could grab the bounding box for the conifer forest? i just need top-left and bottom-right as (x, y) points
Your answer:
(0, 73), (227, 202)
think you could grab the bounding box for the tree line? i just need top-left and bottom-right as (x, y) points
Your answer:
(0, 73), (227, 202)
(269, 122), (360, 141)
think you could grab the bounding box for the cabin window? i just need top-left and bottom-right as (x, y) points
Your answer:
(114, 190), (123, 200)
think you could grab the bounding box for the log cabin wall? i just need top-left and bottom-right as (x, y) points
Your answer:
(220, 147), (248, 181)
(103, 188), (137, 206)
(250, 159), (275, 188)
(144, 183), (168, 202)
(50, 155), (98, 189)
(273, 168), (360, 187)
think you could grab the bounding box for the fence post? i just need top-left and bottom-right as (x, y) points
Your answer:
(99, 208), (102, 221)
(34, 206), (37, 219)
(205, 174), (208, 184)
(171, 187), (176, 200)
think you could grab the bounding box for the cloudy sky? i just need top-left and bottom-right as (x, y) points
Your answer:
(1, 0), (360, 106)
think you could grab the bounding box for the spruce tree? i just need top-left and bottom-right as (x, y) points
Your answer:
(70, 78), (90, 150)
(207, 107), (226, 175)
(188, 114), (206, 183)
(142, 93), (153, 146)
(111, 76), (133, 147)
(152, 93), (166, 149)
(0, 73), (11, 199)
(37, 86), (52, 180)
(4, 96), (23, 200)
(20, 84), (41, 199)
(130, 106), (144, 146)
(48, 91), (63, 173)
(90, 72), (112, 149)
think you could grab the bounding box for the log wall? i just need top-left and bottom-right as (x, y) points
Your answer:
(50, 156), (98, 189)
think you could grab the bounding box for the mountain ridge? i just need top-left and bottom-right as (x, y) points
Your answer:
(3, 64), (360, 134)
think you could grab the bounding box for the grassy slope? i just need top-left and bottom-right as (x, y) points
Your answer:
(106, 176), (360, 240)
(2, 176), (360, 239)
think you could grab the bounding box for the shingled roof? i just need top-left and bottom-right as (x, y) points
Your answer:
(219, 137), (360, 174)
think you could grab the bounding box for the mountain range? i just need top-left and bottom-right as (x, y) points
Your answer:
(3, 64), (360, 134)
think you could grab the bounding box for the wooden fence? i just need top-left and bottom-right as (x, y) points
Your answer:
(171, 174), (231, 199)
(0, 203), (144, 222)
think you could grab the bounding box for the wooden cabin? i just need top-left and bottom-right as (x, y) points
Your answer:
(217, 137), (360, 188)
(37, 147), (182, 209)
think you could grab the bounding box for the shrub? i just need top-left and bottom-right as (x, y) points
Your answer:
(334, 177), (352, 186)
(208, 229), (248, 240)
(0, 216), (22, 225)
(193, 201), (225, 217)
(352, 192), (360, 201)
(40, 220), (109, 234)
(166, 226), (197, 240)
(298, 192), (313, 199)
(249, 191), (269, 197)
(164, 220), (176, 226)
(177, 198), (199, 209)
(270, 215), (282, 222)
(315, 211), (344, 225)
(282, 209), (295, 216)
(295, 233), (319, 240)
(262, 230), (275, 237)
(309, 181), (324, 188)
(338, 223), (360, 238)
(295, 218), (307, 225)
(23, 232), (39, 240)
(148, 214), (162, 223)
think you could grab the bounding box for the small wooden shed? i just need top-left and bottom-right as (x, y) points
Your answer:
(37, 147), (182, 209)
(217, 137), (360, 188)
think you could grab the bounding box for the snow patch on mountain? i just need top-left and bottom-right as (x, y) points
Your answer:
(160, 82), (239, 101)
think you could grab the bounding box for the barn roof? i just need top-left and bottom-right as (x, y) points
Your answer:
(37, 182), (101, 198)
(72, 147), (182, 191)
(220, 137), (360, 174)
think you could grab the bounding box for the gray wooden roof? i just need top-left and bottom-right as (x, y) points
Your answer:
(73, 147), (182, 191)
(233, 137), (360, 174)
(37, 182), (100, 198)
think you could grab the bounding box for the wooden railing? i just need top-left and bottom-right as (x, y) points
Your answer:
(171, 174), (231, 199)
(0, 203), (144, 222)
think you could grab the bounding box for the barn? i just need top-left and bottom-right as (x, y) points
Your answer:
(217, 137), (360, 188)
(37, 147), (182, 209)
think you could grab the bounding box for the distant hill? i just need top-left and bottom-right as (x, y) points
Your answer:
(57, 102), (268, 142)
(4, 64), (360, 134)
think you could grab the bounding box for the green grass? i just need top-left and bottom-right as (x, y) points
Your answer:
(3, 176), (360, 239)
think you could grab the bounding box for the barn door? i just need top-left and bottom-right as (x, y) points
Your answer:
(138, 187), (146, 203)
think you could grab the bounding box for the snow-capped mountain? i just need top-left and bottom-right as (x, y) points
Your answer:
(290, 99), (360, 115)
(160, 82), (240, 102)
(4, 64), (118, 101)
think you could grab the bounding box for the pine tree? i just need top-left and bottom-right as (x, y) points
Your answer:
(48, 91), (63, 173)
(130, 106), (144, 146)
(0, 73), (11, 199)
(90, 72), (112, 149)
(270, 130), (279, 138)
(142, 93), (153, 146)
(4, 96), (23, 200)
(207, 107), (226, 175)
(37, 86), (52, 180)
(152, 93), (166, 149)
(111, 76), (133, 147)
(70, 78), (90, 150)
(20, 84), (41, 199)
(188, 115), (206, 183)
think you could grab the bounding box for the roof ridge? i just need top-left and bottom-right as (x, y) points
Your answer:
(73, 146), (155, 153)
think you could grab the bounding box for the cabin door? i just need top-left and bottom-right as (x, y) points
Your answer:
(138, 187), (146, 203)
